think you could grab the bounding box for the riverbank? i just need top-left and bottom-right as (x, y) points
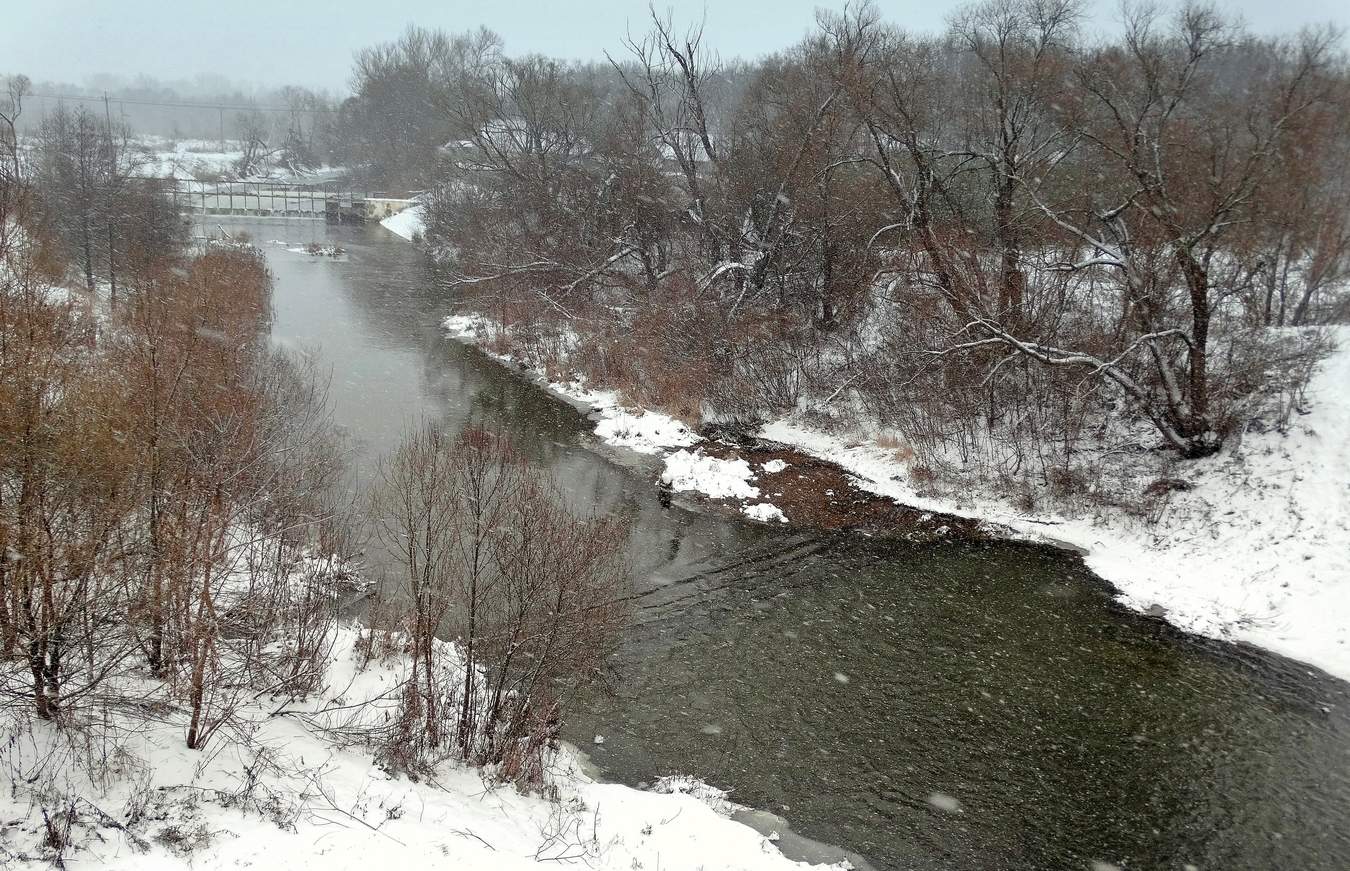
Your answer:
(436, 309), (1350, 684)
(0, 228), (858, 871)
(0, 624), (853, 870)
(380, 203), (425, 242)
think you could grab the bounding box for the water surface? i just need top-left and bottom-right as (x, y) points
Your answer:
(240, 218), (1350, 871)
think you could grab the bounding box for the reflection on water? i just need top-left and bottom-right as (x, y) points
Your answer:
(241, 218), (1350, 871)
(249, 218), (762, 584)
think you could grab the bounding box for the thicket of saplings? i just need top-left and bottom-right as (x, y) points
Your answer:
(368, 424), (628, 781)
(0, 84), (628, 805)
(343, 1), (1350, 505)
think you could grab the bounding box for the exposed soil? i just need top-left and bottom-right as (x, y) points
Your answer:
(673, 429), (996, 542)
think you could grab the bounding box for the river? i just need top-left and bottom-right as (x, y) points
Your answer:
(232, 218), (1350, 871)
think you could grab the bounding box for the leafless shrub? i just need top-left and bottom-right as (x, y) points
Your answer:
(152, 820), (213, 857)
(1047, 467), (1092, 500)
(909, 464), (939, 487)
(534, 795), (607, 864)
(370, 425), (629, 784)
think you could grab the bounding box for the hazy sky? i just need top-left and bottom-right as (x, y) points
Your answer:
(4, 0), (1347, 92)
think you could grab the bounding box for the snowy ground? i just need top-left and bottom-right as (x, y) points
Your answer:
(439, 310), (1350, 683)
(441, 315), (793, 524)
(134, 136), (343, 183)
(444, 315), (701, 454)
(0, 625), (849, 870)
(0, 257), (848, 871)
(137, 136), (244, 180)
(380, 204), (425, 241)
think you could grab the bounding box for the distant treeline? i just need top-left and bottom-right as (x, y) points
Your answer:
(1, 74), (339, 141)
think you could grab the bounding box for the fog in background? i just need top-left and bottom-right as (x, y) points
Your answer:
(5, 0), (1348, 93)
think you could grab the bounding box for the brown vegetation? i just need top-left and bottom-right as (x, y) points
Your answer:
(1, 84), (350, 749)
(397, 1), (1348, 495)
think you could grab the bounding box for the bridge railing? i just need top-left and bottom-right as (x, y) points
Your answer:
(135, 178), (369, 220)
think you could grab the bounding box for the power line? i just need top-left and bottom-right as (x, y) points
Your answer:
(28, 92), (335, 114)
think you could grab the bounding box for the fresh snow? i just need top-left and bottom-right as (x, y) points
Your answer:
(761, 327), (1350, 682)
(134, 136), (341, 183)
(660, 449), (761, 500)
(1, 303), (851, 870)
(594, 408), (700, 454)
(0, 625), (848, 871)
(443, 312), (491, 340)
(743, 502), (789, 523)
(443, 315), (767, 501)
(137, 137), (244, 180)
(380, 204), (425, 241)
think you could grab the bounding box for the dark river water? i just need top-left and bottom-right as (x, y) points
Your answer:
(233, 219), (1350, 871)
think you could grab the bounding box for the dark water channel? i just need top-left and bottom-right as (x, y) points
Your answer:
(238, 219), (1350, 871)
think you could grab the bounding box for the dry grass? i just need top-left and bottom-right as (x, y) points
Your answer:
(875, 432), (916, 463)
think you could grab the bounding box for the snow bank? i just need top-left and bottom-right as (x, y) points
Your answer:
(426, 258), (1350, 681)
(557, 383), (699, 454)
(762, 327), (1350, 682)
(380, 204), (425, 241)
(443, 312), (491, 340)
(139, 138), (243, 180)
(595, 408), (700, 454)
(660, 449), (761, 500)
(0, 625), (846, 871)
(136, 137), (340, 183)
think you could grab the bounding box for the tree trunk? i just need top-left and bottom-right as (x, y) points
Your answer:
(1177, 249), (1213, 447)
(995, 176), (1024, 326)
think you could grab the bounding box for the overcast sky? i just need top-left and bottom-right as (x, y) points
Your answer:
(4, 0), (1347, 92)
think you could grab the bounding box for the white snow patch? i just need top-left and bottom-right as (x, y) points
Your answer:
(661, 450), (761, 500)
(743, 502), (789, 523)
(762, 459), (789, 474)
(443, 312), (492, 341)
(137, 137), (244, 180)
(594, 408), (700, 454)
(440, 315), (702, 457)
(381, 204), (426, 241)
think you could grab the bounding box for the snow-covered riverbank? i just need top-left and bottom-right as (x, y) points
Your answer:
(758, 328), (1350, 683)
(0, 624), (854, 870)
(380, 203), (425, 241)
(437, 308), (1350, 684)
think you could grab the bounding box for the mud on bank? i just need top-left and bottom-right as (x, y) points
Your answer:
(668, 428), (995, 542)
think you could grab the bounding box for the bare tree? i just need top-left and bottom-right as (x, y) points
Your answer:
(371, 425), (628, 778)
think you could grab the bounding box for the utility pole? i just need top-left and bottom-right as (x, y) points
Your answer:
(103, 91), (118, 306)
(219, 106), (225, 152)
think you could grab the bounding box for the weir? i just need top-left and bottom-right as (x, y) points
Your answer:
(144, 178), (415, 224)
